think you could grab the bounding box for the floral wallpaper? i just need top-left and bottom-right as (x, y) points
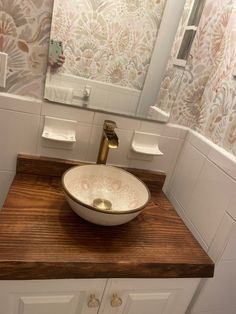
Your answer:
(51, 0), (167, 90)
(0, 0), (53, 99)
(157, 0), (194, 114)
(1, 0), (236, 157)
(158, 0), (236, 157)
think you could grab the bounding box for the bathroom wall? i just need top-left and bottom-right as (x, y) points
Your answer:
(157, 0), (194, 113)
(0, 0), (53, 99)
(165, 130), (236, 314)
(0, 93), (187, 208)
(0, 0), (167, 98)
(158, 0), (236, 157)
(51, 0), (167, 90)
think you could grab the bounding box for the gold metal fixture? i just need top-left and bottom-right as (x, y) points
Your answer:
(93, 198), (112, 211)
(97, 120), (119, 164)
(87, 294), (100, 308)
(111, 293), (123, 307)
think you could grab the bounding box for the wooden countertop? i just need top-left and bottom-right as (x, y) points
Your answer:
(0, 155), (214, 280)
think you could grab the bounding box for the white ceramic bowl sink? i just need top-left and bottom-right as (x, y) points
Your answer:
(62, 165), (150, 226)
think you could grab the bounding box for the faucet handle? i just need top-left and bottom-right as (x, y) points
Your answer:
(104, 120), (117, 131)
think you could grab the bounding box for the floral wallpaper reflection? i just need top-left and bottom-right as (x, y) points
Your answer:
(51, 0), (167, 90)
(158, 0), (236, 156)
(0, 0), (53, 98)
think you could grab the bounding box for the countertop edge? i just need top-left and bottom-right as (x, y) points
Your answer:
(0, 261), (214, 280)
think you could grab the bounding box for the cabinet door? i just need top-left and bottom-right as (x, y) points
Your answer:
(0, 279), (107, 314)
(98, 278), (200, 314)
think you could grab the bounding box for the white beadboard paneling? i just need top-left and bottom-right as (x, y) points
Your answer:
(187, 161), (235, 247)
(42, 101), (94, 124)
(221, 223), (236, 261)
(93, 112), (141, 130)
(0, 171), (15, 209)
(0, 93), (42, 115)
(207, 213), (235, 263)
(0, 109), (40, 171)
(190, 260), (236, 313)
(37, 117), (92, 162)
(170, 142), (205, 210)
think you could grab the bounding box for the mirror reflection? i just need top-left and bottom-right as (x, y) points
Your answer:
(44, 0), (205, 122)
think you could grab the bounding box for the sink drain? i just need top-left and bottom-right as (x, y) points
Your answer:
(92, 198), (112, 211)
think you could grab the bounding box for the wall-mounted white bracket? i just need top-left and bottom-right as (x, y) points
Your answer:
(42, 116), (77, 149)
(131, 131), (164, 156)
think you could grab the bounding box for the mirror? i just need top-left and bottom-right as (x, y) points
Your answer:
(44, 0), (205, 122)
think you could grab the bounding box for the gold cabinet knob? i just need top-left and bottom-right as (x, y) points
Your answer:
(87, 294), (100, 308)
(111, 293), (122, 307)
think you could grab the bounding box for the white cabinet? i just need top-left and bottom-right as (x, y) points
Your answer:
(0, 278), (200, 314)
(0, 279), (106, 314)
(99, 279), (200, 314)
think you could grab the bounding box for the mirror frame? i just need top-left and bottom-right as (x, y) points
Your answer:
(45, 0), (186, 122)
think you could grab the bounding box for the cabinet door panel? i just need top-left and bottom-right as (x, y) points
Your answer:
(0, 279), (107, 314)
(124, 292), (172, 314)
(99, 278), (200, 314)
(19, 295), (76, 314)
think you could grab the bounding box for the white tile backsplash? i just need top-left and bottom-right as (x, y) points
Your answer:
(166, 130), (236, 314)
(93, 112), (141, 130)
(170, 142), (205, 210)
(221, 223), (236, 261)
(0, 171), (15, 208)
(1, 93), (236, 314)
(37, 118), (92, 162)
(42, 101), (94, 124)
(129, 136), (183, 173)
(0, 109), (40, 171)
(161, 123), (188, 139)
(186, 161), (235, 247)
(0, 93), (42, 115)
(139, 120), (164, 134)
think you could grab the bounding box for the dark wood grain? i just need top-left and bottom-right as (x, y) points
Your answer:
(16, 154), (166, 189)
(0, 156), (214, 280)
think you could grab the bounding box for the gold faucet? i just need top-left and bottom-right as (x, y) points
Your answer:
(97, 120), (119, 164)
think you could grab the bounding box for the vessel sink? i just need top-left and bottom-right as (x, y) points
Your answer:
(62, 164), (150, 226)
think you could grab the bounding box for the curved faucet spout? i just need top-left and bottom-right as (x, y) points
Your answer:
(97, 120), (119, 164)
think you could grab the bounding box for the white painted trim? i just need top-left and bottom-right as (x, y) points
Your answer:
(136, 0), (186, 117)
(0, 92), (42, 115)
